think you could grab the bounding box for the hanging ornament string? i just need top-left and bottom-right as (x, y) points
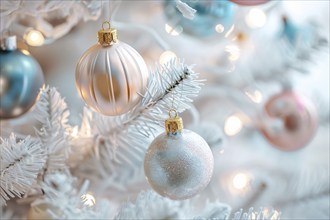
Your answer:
(102, 0), (121, 22)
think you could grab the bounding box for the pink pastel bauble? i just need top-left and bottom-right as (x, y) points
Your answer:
(260, 91), (318, 151)
(229, 0), (269, 6)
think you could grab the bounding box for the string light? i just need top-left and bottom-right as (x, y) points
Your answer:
(81, 193), (96, 207)
(159, 51), (177, 65)
(225, 45), (240, 61)
(245, 89), (263, 103)
(245, 8), (267, 29)
(24, 29), (45, 46)
(232, 172), (249, 190)
(165, 23), (183, 36)
(71, 126), (79, 138)
(271, 210), (281, 220)
(224, 114), (243, 136)
(215, 24), (225, 33)
(21, 49), (31, 56)
(225, 24), (235, 38)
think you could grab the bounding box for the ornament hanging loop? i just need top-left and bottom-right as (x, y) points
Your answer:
(168, 109), (178, 118)
(165, 109), (183, 135)
(98, 21), (117, 47)
(102, 21), (111, 30)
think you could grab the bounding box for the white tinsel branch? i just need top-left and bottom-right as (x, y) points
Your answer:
(73, 60), (204, 192)
(90, 60), (203, 164)
(31, 173), (112, 219)
(0, 134), (46, 205)
(34, 86), (71, 174)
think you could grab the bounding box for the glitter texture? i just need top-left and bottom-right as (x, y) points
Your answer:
(144, 129), (214, 200)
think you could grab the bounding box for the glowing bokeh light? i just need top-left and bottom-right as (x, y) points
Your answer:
(159, 50), (177, 65)
(81, 193), (96, 207)
(224, 114), (243, 136)
(245, 8), (267, 28)
(24, 29), (45, 46)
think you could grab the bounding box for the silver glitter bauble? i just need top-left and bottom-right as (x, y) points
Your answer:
(0, 36), (44, 119)
(144, 115), (214, 200)
(75, 22), (148, 116)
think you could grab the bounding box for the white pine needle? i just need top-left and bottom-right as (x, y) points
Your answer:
(34, 86), (71, 174)
(0, 134), (46, 205)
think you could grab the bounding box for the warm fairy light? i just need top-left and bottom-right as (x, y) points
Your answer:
(165, 23), (183, 36)
(233, 172), (249, 190)
(225, 24), (235, 38)
(245, 89), (263, 103)
(225, 45), (240, 61)
(245, 8), (267, 29)
(71, 126), (79, 138)
(271, 210), (281, 220)
(81, 193), (96, 207)
(21, 49), (30, 55)
(215, 24), (225, 33)
(224, 114), (243, 136)
(159, 50), (177, 65)
(24, 29), (45, 46)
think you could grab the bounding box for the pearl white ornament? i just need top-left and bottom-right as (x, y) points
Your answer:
(75, 22), (148, 116)
(144, 113), (214, 200)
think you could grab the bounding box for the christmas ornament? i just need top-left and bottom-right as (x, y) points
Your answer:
(144, 110), (214, 200)
(75, 21), (149, 116)
(260, 91), (318, 151)
(229, 0), (269, 6)
(0, 35), (44, 119)
(163, 0), (234, 37)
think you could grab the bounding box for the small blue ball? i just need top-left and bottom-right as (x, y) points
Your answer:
(164, 0), (234, 37)
(0, 49), (44, 119)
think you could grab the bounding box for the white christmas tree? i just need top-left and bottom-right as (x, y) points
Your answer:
(0, 0), (329, 219)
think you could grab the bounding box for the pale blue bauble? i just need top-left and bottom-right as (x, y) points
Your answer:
(164, 0), (234, 37)
(0, 49), (44, 119)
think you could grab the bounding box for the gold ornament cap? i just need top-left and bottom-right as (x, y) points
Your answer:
(165, 109), (184, 134)
(98, 21), (117, 47)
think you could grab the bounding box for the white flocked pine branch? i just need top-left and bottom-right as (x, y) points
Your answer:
(0, 134), (46, 205)
(34, 86), (71, 175)
(73, 59), (204, 191)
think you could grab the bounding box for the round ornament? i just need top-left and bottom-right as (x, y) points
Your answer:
(163, 0), (234, 37)
(75, 21), (149, 116)
(144, 111), (214, 200)
(260, 91), (318, 151)
(0, 36), (44, 119)
(229, 0), (269, 6)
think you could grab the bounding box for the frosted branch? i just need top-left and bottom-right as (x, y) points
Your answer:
(116, 191), (231, 219)
(80, 60), (203, 172)
(34, 86), (71, 175)
(0, 134), (46, 205)
(31, 173), (112, 219)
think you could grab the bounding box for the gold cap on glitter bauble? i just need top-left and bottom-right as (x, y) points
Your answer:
(165, 109), (183, 134)
(98, 21), (117, 47)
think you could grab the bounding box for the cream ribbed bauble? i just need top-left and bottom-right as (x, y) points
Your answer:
(144, 111), (214, 200)
(75, 21), (148, 116)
